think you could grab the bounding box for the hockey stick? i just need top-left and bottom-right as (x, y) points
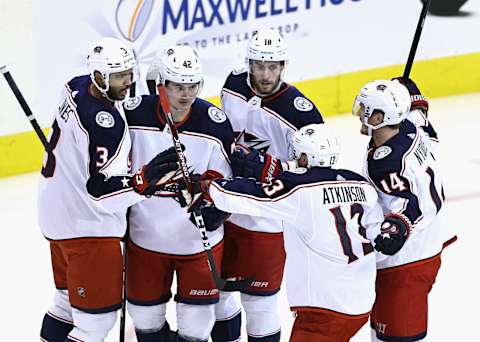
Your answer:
(1, 65), (49, 148)
(119, 215), (130, 342)
(156, 85), (253, 291)
(403, 0), (432, 77)
(1, 65), (129, 342)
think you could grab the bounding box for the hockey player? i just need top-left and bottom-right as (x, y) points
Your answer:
(213, 28), (324, 342)
(352, 79), (457, 341)
(123, 45), (235, 342)
(38, 37), (180, 342)
(187, 124), (384, 341)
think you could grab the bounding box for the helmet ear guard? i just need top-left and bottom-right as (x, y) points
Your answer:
(289, 124), (340, 168)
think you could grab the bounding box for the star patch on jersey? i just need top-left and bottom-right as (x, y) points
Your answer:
(124, 96), (142, 110)
(373, 146), (392, 160)
(121, 177), (130, 188)
(95, 111), (115, 128)
(293, 97), (313, 112)
(208, 107), (227, 123)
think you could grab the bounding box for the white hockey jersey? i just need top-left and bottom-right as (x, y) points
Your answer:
(221, 70), (324, 233)
(364, 119), (456, 269)
(38, 75), (144, 240)
(125, 95), (234, 255)
(208, 167), (384, 315)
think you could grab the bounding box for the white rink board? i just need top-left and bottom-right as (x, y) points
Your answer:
(1, 0), (480, 134)
(1, 93), (479, 340)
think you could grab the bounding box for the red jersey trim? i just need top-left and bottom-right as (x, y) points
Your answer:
(378, 235), (457, 274)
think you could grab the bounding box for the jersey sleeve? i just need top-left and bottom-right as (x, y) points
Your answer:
(360, 198), (384, 243)
(80, 105), (143, 212)
(298, 103), (324, 127)
(367, 155), (422, 229)
(195, 101), (236, 178)
(206, 126), (234, 179)
(282, 87), (324, 129)
(208, 174), (301, 225)
(406, 109), (438, 143)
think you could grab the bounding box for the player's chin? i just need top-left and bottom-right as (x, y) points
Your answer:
(178, 99), (193, 109)
(113, 94), (127, 101)
(112, 90), (128, 101)
(260, 84), (275, 93)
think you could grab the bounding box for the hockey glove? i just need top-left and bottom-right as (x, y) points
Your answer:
(174, 170), (229, 231)
(392, 76), (429, 114)
(230, 146), (282, 183)
(132, 146), (181, 196)
(174, 170), (221, 207)
(189, 204), (231, 232)
(374, 214), (411, 256)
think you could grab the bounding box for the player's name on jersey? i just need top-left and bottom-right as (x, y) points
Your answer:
(414, 138), (429, 166)
(322, 185), (367, 204)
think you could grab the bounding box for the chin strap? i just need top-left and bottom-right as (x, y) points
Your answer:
(367, 126), (373, 136)
(101, 90), (117, 103)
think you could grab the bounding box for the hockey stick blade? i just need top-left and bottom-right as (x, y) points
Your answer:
(157, 85), (255, 291)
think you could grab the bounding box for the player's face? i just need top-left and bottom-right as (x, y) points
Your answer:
(165, 81), (200, 112)
(108, 69), (134, 100)
(249, 60), (283, 95)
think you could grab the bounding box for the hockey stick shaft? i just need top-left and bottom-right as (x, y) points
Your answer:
(156, 86), (254, 292)
(1, 65), (49, 149)
(156, 85), (226, 287)
(119, 237), (127, 342)
(403, 0), (432, 78)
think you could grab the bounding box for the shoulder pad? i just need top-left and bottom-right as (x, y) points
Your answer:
(181, 99), (235, 153)
(373, 146), (392, 160)
(293, 96), (315, 112)
(207, 106), (227, 124)
(367, 135), (416, 180)
(123, 96), (143, 111)
(95, 111), (116, 128)
(232, 65), (248, 75)
(222, 71), (250, 99)
(190, 99), (231, 128)
(123, 95), (161, 128)
(263, 85), (324, 129)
